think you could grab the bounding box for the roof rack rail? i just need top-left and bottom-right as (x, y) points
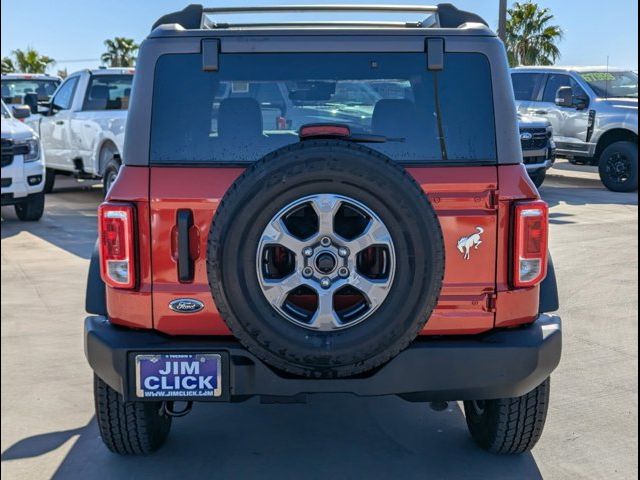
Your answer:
(151, 3), (488, 31)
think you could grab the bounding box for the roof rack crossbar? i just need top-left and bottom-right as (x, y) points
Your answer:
(151, 4), (488, 32)
(205, 21), (425, 29)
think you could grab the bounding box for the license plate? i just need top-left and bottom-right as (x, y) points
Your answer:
(135, 353), (222, 399)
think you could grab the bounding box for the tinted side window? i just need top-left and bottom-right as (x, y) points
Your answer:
(52, 77), (79, 110)
(511, 73), (545, 101)
(84, 75), (133, 111)
(542, 74), (582, 102)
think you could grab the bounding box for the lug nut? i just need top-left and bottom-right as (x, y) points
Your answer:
(302, 267), (314, 278)
(320, 277), (331, 289)
(303, 247), (314, 257)
(338, 247), (349, 257)
(320, 236), (332, 247)
(338, 267), (349, 278)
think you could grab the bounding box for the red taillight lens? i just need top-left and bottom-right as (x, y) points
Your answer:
(513, 200), (549, 288)
(299, 124), (351, 139)
(99, 203), (136, 289)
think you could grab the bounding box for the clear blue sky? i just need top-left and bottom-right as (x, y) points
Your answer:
(1, 0), (638, 74)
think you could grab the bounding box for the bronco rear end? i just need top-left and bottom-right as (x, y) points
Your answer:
(85, 4), (561, 456)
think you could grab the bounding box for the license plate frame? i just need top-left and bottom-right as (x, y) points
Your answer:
(134, 353), (223, 400)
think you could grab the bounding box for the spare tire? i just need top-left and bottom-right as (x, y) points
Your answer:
(207, 140), (444, 378)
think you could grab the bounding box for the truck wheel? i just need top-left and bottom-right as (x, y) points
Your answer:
(94, 375), (172, 455)
(530, 171), (546, 189)
(44, 168), (56, 194)
(14, 192), (45, 221)
(463, 377), (550, 454)
(102, 158), (121, 195)
(598, 141), (638, 192)
(208, 140), (445, 378)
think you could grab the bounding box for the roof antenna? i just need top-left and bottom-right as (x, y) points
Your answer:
(605, 55), (610, 99)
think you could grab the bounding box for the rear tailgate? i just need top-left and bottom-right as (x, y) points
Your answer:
(148, 165), (498, 336)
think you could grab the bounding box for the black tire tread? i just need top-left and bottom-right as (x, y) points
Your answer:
(94, 375), (171, 455)
(208, 140), (445, 378)
(464, 378), (550, 454)
(598, 141), (638, 192)
(14, 192), (44, 221)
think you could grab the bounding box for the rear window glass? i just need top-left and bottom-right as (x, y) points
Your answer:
(150, 52), (495, 164)
(1, 79), (60, 104)
(84, 75), (133, 111)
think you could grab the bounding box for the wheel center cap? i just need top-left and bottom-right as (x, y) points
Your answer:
(315, 252), (337, 274)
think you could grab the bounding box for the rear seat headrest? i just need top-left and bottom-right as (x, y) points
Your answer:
(372, 99), (419, 139)
(218, 97), (263, 138)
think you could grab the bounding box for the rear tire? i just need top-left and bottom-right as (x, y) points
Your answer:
(463, 377), (551, 454)
(598, 141), (638, 192)
(94, 375), (172, 455)
(44, 168), (56, 194)
(102, 158), (121, 195)
(14, 192), (44, 221)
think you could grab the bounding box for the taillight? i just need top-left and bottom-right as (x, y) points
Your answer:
(513, 200), (549, 288)
(99, 203), (136, 289)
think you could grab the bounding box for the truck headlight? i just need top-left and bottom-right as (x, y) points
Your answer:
(16, 138), (40, 162)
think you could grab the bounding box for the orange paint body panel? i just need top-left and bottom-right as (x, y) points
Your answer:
(104, 166), (153, 329)
(104, 163), (541, 336)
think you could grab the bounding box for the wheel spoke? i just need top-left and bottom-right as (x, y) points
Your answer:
(262, 218), (306, 253)
(308, 288), (341, 330)
(343, 217), (392, 254)
(310, 195), (342, 236)
(351, 273), (392, 309)
(261, 272), (309, 307)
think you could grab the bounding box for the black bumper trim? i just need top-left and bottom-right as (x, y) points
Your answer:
(84, 314), (562, 402)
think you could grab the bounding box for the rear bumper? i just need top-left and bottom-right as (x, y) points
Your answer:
(84, 314), (562, 402)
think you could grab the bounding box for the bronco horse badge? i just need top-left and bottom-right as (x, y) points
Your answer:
(457, 227), (484, 260)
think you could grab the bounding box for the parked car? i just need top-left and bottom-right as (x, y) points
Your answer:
(1, 73), (61, 112)
(1, 100), (45, 220)
(511, 66), (638, 192)
(85, 4), (561, 456)
(518, 114), (556, 188)
(29, 68), (133, 193)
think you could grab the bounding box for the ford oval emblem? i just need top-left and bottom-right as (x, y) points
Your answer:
(169, 298), (205, 313)
(520, 132), (533, 141)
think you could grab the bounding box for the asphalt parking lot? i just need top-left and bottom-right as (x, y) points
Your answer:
(1, 170), (638, 480)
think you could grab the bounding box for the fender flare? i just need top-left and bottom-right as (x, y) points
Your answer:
(86, 241), (107, 316)
(539, 254), (559, 314)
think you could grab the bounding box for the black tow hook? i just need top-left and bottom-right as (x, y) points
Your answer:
(160, 401), (193, 417)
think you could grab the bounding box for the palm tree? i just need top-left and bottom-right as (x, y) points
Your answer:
(5, 48), (55, 73)
(101, 37), (139, 67)
(505, 2), (563, 67)
(1, 57), (15, 74)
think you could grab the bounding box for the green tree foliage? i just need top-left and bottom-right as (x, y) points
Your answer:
(101, 37), (139, 67)
(506, 2), (563, 67)
(2, 48), (55, 73)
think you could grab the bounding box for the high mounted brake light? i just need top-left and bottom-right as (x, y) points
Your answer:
(513, 200), (549, 288)
(99, 203), (136, 289)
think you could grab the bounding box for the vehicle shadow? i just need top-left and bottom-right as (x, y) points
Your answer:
(2, 396), (543, 480)
(0, 183), (102, 259)
(540, 181), (638, 211)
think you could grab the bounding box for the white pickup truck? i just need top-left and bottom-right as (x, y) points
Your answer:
(28, 68), (133, 193)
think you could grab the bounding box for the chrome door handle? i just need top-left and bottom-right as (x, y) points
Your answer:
(534, 110), (548, 115)
(55, 120), (65, 125)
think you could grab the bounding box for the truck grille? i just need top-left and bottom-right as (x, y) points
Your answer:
(1, 139), (14, 168)
(520, 128), (549, 151)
